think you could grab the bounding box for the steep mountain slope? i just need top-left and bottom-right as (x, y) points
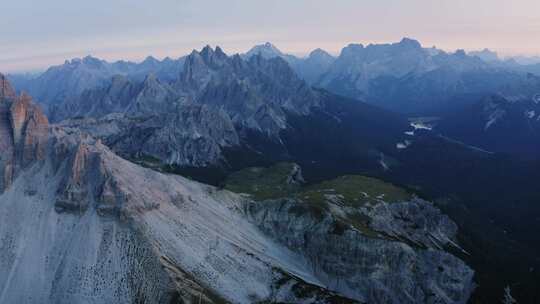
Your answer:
(0, 76), (474, 304)
(226, 164), (475, 303)
(434, 94), (540, 159)
(0, 73), (48, 192)
(317, 38), (540, 115)
(368, 62), (540, 115)
(0, 129), (332, 304)
(317, 38), (437, 101)
(296, 49), (336, 84)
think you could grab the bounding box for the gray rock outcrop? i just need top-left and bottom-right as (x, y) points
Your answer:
(247, 198), (474, 304)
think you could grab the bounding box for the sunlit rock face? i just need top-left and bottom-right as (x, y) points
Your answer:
(0, 74), (48, 193)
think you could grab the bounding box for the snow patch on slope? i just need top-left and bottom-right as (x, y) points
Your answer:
(396, 140), (412, 149)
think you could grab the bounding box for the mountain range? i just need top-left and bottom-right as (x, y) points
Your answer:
(3, 38), (540, 303)
(11, 38), (540, 118)
(8, 55), (185, 111)
(12, 38), (536, 162)
(0, 73), (478, 304)
(48, 46), (326, 169)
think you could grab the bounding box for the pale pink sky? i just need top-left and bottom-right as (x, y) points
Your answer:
(1, 0), (540, 72)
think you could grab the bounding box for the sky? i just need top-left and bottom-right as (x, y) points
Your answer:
(1, 0), (540, 72)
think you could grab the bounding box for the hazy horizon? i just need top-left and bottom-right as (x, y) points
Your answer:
(2, 0), (540, 73)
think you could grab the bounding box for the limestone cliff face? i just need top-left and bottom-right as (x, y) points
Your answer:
(0, 101), (14, 191)
(0, 74), (49, 193)
(10, 93), (49, 168)
(246, 198), (474, 304)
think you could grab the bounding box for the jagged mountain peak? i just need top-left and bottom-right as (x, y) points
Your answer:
(294, 49), (336, 84)
(139, 56), (161, 68)
(214, 45), (227, 56)
(200, 44), (215, 57)
(246, 42), (284, 58)
(468, 49), (501, 65)
(14, 53), (187, 107)
(181, 45), (305, 92)
(397, 37), (422, 49)
(0, 77), (48, 192)
(340, 38), (424, 57)
(321, 38), (436, 96)
(60, 55), (108, 70)
(54, 44), (323, 167)
(187, 45), (229, 70)
(340, 43), (365, 57)
(142, 55), (159, 63)
(197, 45), (227, 60)
(82, 55), (105, 64)
(308, 48), (333, 58)
(344, 43), (365, 50)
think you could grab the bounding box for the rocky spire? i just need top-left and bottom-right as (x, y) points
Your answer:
(214, 46), (227, 58)
(200, 45), (215, 61)
(0, 76), (49, 193)
(199, 45), (229, 68)
(179, 46), (229, 89)
(180, 49), (207, 86)
(10, 93), (49, 168)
